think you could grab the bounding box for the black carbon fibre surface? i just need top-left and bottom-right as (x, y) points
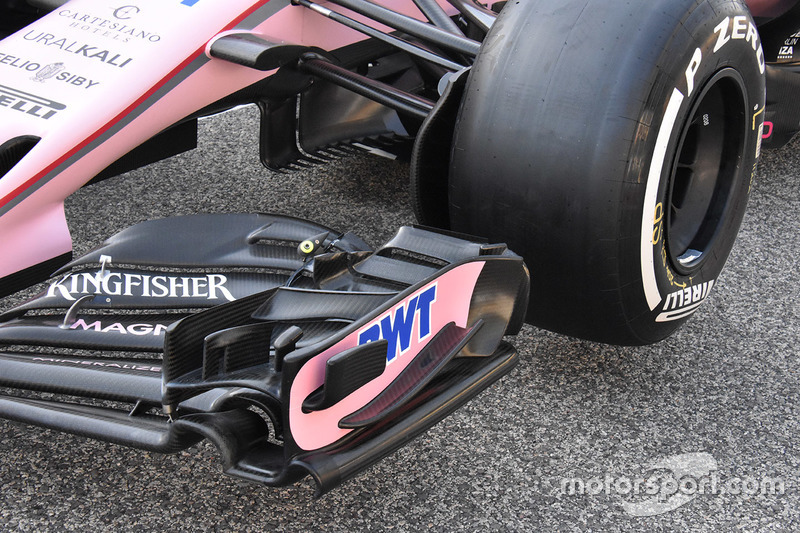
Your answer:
(0, 172), (527, 493)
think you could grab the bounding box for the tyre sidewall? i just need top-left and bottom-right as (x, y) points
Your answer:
(448, 0), (766, 344)
(624, 2), (765, 341)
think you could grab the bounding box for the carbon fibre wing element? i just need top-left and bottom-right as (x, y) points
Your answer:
(0, 213), (528, 494)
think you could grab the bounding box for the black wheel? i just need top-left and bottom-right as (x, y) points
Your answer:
(448, 0), (766, 345)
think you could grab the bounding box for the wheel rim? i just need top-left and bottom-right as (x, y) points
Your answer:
(666, 68), (747, 275)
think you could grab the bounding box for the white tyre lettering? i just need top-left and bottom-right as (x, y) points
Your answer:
(732, 16), (747, 39)
(713, 17), (730, 53)
(746, 22), (759, 50)
(756, 43), (765, 74)
(685, 48), (702, 97)
(641, 88), (684, 311)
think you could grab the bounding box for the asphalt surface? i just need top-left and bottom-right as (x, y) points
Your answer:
(0, 106), (797, 531)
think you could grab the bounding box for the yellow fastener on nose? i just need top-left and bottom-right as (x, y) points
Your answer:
(300, 240), (315, 254)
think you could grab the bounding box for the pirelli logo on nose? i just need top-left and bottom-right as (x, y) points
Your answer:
(46, 271), (236, 302)
(0, 84), (66, 120)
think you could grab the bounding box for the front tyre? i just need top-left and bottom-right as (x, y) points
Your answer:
(448, 0), (766, 345)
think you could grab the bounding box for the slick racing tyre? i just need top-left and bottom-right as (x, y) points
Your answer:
(448, 0), (766, 345)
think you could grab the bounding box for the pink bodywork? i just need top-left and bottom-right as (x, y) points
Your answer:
(288, 261), (484, 450)
(0, 0), (434, 280)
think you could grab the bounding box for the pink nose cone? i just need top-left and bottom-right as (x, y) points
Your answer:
(746, 0), (797, 18)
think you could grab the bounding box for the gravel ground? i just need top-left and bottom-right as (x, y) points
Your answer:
(0, 106), (797, 531)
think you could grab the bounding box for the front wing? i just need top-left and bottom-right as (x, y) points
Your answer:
(0, 213), (528, 494)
